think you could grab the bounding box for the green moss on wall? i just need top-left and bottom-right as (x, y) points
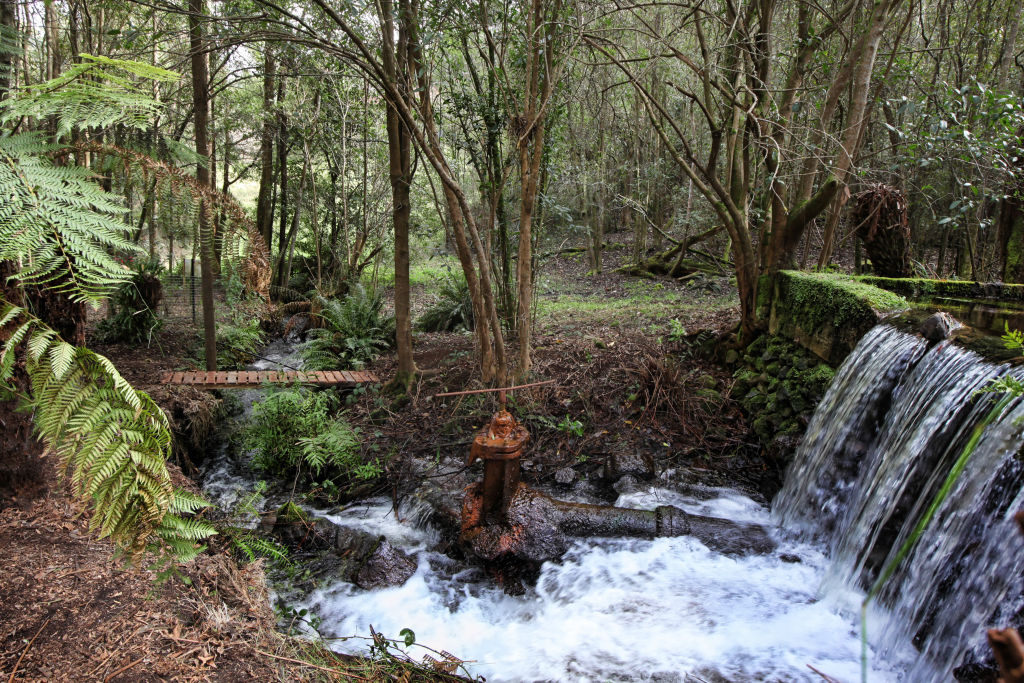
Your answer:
(732, 334), (836, 466)
(766, 271), (907, 364)
(857, 276), (1024, 301)
(781, 271), (907, 329)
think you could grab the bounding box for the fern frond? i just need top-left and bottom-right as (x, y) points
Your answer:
(1, 303), (213, 561)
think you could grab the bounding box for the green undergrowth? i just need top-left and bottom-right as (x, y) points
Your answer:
(242, 386), (380, 500)
(536, 281), (737, 330)
(732, 334), (835, 463)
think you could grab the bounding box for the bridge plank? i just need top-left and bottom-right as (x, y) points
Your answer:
(160, 368), (380, 388)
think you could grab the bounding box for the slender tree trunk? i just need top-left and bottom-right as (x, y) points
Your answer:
(275, 76), (288, 286)
(380, 0), (417, 386)
(256, 45), (276, 249)
(817, 0), (905, 268)
(277, 138), (309, 286)
(0, 0), (15, 101)
(188, 0), (217, 371)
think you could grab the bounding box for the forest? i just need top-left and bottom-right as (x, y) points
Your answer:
(2, 0), (1024, 681)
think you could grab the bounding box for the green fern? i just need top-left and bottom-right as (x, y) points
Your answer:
(1, 54), (179, 136)
(0, 132), (140, 304)
(0, 303), (215, 559)
(416, 272), (474, 332)
(301, 286), (395, 370)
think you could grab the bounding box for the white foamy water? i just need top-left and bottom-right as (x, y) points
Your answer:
(299, 493), (902, 682)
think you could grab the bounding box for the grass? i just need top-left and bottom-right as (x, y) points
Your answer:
(535, 284), (737, 330)
(372, 255), (461, 294)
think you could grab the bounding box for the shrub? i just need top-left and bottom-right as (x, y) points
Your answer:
(216, 312), (266, 369)
(243, 387), (375, 491)
(95, 257), (164, 343)
(301, 285), (395, 370)
(416, 271), (474, 332)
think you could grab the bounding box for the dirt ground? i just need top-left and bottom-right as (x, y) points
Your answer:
(1, 236), (757, 682)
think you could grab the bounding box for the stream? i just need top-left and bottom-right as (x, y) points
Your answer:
(199, 324), (1024, 682)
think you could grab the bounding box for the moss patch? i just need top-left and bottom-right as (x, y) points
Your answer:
(857, 276), (1024, 302)
(732, 335), (835, 467)
(767, 271), (907, 364)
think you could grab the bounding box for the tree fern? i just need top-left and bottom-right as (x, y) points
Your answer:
(0, 135), (139, 304)
(1, 54), (179, 137)
(0, 303), (215, 559)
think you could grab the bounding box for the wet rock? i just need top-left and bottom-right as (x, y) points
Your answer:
(272, 514), (417, 589)
(919, 311), (961, 342)
(779, 553), (801, 563)
(284, 313), (310, 340)
(603, 450), (655, 480)
(554, 466), (577, 485)
(613, 474), (642, 495)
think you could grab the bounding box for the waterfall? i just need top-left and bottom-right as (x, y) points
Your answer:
(775, 324), (1024, 680)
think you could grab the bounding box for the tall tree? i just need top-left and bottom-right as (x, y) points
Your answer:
(188, 0), (217, 370)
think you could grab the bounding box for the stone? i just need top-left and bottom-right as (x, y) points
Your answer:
(613, 474), (642, 495)
(554, 466), (577, 485)
(273, 515), (417, 589)
(919, 311), (962, 343)
(603, 450), (656, 480)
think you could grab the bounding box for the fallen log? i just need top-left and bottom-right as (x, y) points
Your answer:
(615, 225), (728, 278)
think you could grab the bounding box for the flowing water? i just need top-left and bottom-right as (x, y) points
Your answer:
(204, 325), (1024, 681)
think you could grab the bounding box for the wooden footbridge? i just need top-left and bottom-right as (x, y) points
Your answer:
(160, 369), (379, 389)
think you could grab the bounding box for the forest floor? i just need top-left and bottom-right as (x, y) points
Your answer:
(0, 232), (765, 682)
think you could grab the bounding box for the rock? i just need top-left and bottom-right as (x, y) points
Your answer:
(284, 313), (310, 340)
(554, 466), (577, 485)
(920, 311), (961, 342)
(724, 349), (740, 364)
(613, 474), (642, 495)
(603, 450), (655, 480)
(272, 514), (417, 589)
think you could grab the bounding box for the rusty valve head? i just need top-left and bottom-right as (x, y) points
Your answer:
(466, 410), (530, 465)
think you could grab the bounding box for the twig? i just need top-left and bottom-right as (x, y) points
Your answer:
(253, 649), (371, 680)
(7, 617), (50, 683)
(807, 664), (845, 682)
(103, 657), (143, 682)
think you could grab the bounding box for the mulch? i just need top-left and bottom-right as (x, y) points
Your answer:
(0, 480), (301, 682)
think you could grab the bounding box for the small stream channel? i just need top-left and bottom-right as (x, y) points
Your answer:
(198, 324), (1024, 682)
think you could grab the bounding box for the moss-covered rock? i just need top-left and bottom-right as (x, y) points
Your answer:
(764, 271), (907, 364)
(732, 334), (836, 467)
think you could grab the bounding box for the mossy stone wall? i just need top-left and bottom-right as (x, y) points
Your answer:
(857, 276), (1024, 302)
(765, 271), (907, 365)
(732, 335), (835, 466)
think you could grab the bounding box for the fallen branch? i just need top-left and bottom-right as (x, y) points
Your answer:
(8, 617), (51, 683)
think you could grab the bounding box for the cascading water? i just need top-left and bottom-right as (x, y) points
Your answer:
(775, 324), (1024, 680)
(208, 324), (1024, 681)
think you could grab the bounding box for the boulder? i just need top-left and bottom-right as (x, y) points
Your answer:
(919, 311), (962, 343)
(272, 512), (417, 589)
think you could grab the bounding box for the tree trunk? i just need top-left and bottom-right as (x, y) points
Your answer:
(275, 75), (288, 285)
(188, 0), (217, 371)
(381, 0), (417, 387)
(0, 0), (16, 101)
(276, 138), (309, 287)
(256, 45), (276, 249)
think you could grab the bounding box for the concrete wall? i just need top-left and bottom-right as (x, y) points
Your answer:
(762, 271), (908, 365)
